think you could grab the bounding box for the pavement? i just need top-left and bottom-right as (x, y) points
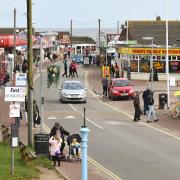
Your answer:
(1, 62), (180, 180)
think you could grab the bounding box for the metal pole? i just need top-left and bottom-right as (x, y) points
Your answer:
(40, 38), (44, 133)
(70, 19), (72, 48)
(151, 39), (154, 91)
(27, 0), (34, 147)
(105, 34), (107, 66)
(166, 0), (170, 108)
(11, 147), (14, 175)
(80, 127), (89, 180)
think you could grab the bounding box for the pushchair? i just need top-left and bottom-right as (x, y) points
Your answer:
(66, 134), (81, 161)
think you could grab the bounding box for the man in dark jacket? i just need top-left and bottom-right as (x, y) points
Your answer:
(50, 122), (70, 154)
(133, 91), (141, 122)
(102, 75), (109, 97)
(142, 87), (151, 115)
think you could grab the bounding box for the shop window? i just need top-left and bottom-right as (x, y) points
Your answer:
(177, 56), (180, 60)
(172, 56), (177, 60)
(169, 61), (180, 73)
(130, 60), (138, 72)
(168, 56), (171, 60)
(139, 59), (150, 72)
(157, 56), (161, 60)
(162, 56), (165, 60)
(153, 61), (165, 73)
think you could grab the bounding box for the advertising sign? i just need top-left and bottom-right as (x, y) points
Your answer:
(16, 73), (27, 86)
(5, 87), (26, 102)
(102, 66), (110, 78)
(83, 56), (90, 65)
(170, 77), (176, 87)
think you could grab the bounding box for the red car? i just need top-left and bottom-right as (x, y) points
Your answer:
(108, 78), (135, 100)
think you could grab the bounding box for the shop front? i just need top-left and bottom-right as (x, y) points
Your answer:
(118, 47), (180, 74)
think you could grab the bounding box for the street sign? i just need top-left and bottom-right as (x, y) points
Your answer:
(15, 73), (27, 86)
(5, 87), (26, 102)
(9, 103), (20, 117)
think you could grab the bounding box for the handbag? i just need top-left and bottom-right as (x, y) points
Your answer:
(36, 115), (41, 125)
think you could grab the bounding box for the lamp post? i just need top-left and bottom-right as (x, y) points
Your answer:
(166, 0), (170, 108)
(142, 36), (154, 91)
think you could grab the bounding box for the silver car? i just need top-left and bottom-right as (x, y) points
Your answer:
(59, 80), (87, 103)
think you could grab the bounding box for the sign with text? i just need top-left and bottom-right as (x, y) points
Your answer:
(5, 87), (26, 102)
(9, 103), (20, 117)
(16, 73), (27, 86)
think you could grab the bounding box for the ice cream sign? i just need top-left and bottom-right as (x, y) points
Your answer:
(5, 87), (26, 102)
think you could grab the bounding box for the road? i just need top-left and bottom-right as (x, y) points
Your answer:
(34, 63), (180, 180)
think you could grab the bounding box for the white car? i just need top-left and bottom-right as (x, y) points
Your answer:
(59, 80), (87, 103)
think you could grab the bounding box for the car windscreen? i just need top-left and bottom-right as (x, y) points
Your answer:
(63, 82), (84, 90)
(113, 80), (130, 87)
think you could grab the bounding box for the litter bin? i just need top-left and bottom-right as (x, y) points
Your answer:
(127, 67), (131, 80)
(159, 93), (167, 109)
(34, 134), (49, 155)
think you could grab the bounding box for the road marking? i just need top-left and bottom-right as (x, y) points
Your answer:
(86, 117), (104, 130)
(88, 157), (122, 180)
(68, 104), (78, 111)
(47, 116), (58, 120)
(65, 115), (75, 119)
(101, 100), (180, 140)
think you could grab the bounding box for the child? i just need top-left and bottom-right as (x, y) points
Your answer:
(71, 138), (81, 159)
(49, 135), (62, 166)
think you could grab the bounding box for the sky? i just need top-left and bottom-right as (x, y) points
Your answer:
(0, 0), (179, 29)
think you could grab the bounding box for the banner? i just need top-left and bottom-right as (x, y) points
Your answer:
(102, 66), (110, 78)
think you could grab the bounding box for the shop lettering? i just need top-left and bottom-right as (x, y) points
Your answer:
(11, 88), (20, 93)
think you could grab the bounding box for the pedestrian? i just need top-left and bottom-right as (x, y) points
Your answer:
(146, 91), (159, 123)
(142, 87), (151, 115)
(49, 135), (62, 166)
(102, 75), (109, 97)
(133, 91), (141, 122)
(50, 122), (70, 155)
(22, 60), (28, 73)
(33, 100), (39, 128)
(114, 62), (120, 78)
(69, 61), (74, 77)
(62, 58), (68, 77)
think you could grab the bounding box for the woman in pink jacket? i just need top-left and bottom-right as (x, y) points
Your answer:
(49, 135), (62, 166)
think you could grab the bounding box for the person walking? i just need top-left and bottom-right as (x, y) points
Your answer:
(142, 87), (151, 115)
(114, 62), (120, 78)
(62, 58), (68, 77)
(102, 75), (109, 97)
(49, 135), (62, 166)
(50, 122), (70, 155)
(146, 91), (159, 123)
(133, 91), (141, 122)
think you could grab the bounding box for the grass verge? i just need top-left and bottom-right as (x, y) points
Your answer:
(0, 142), (51, 180)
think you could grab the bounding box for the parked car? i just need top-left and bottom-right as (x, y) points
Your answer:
(108, 78), (135, 100)
(59, 80), (86, 103)
(72, 54), (83, 63)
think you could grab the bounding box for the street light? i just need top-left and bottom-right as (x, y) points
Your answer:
(142, 36), (154, 91)
(165, 0), (170, 108)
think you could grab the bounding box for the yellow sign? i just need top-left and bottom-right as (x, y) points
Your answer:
(118, 47), (180, 56)
(102, 66), (110, 78)
(174, 91), (180, 97)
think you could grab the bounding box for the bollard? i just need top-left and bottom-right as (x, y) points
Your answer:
(80, 127), (89, 180)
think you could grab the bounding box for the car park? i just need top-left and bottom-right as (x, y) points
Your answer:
(59, 80), (86, 103)
(108, 78), (135, 100)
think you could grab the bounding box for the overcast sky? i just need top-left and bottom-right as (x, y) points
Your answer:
(0, 0), (179, 29)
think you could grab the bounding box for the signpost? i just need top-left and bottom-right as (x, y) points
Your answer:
(11, 124), (19, 175)
(15, 73), (27, 86)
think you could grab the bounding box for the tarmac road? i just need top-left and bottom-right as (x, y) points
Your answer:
(33, 63), (180, 180)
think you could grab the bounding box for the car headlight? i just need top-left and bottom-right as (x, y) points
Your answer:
(112, 90), (119, 93)
(129, 89), (134, 94)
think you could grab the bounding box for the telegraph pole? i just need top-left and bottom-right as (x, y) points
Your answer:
(98, 19), (101, 65)
(27, 0), (33, 147)
(13, 8), (16, 81)
(117, 20), (120, 34)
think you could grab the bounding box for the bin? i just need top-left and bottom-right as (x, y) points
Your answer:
(34, 134), (49, 155)
(159, 93), (167, 109)
(127, 67), (131, 80)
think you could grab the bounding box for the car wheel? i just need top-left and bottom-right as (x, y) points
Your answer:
(111, 95), (115, 101)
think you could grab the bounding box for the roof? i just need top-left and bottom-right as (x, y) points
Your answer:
(120, 19), (180, 46)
